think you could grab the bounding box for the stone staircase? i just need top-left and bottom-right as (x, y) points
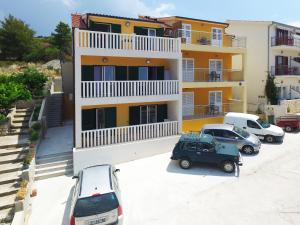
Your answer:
(8, 108), (32, 136)
(0, 143), (29, 224)
(0, 108), (32, 224)
(46, 93), (64, 128)
(35, 151), (73, 180)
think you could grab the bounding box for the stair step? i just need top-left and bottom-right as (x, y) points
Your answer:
(0, 146), (29, 157)
(36, 159), (72, 169)
(16, 108), (32, 112)
(11, 122), (29, 129)
(0, 153), (27, 165)
(6, 129), (29, 136)
(0, 171), (21, 185)
(13, 114), (31, 118)
(0, 143), (28, 150)
(36, 163), (73, 175)
(0, 208), (14, 223)
(0, 183), (19, 197)
(0, 163), (23, 174)
(35, 167), (73, 181)
(36, 152), (72, 165)
(0, 195), (16, 210)
(12, 117), (30, 123)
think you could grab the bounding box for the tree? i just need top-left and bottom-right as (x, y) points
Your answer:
(265, 73), (278, 105)
(50, 22), (72, 62)
(0, 15), (35, 60)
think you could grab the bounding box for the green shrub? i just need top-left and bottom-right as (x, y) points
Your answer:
(29, 130), (39, 143)
(0, 81), (31, 114)
(31, 122), (41, 131)
(0, 114), (8, 122)
(11, 67), (47, 97)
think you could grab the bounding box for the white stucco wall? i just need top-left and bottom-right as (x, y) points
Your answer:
(73, 135), (180, 174)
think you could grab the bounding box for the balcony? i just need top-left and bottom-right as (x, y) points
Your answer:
(182, 68), (244, 88)
(271, 66), (300, 76)
(183, 102), (244, 120)
(81, 121), (179, 148)
(80, 80), (180, 104)
(74, 29), (181, 59)
(176, 29), (246, 53)
(271, 36), (300, 54)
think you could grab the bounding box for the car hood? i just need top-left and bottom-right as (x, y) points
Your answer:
(216, 143), (239, 156)
(246, 133), (260, 145)
(266, 124), (285, 136)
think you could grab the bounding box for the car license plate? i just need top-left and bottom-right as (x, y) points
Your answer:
(88, 217), (106, 225)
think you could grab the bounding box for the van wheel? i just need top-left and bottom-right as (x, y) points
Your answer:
(265, 135), (274, 143)
(242, 145), (254, 155)
(285, 126), (293, 132)
(222, 161), (235, 173)
(179, 158), (191, 169)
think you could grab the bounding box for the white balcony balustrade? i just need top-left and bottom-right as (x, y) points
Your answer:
(81, 80), (179, 98)
(81, 121), (179, 148)
(75, 29), (181, 54)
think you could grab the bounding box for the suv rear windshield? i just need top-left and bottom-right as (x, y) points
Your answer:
(74, 193), (119, 217)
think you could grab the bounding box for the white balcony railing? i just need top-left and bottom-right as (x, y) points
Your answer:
(81, 121), (179, 148)
(176, 29), (246, 48)
(81, 80), (179, 98)
(75, 29), (181, 53)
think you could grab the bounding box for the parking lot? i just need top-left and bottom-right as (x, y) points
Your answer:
(28, 132), (300, 225)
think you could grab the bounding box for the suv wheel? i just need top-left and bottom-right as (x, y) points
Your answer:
(242, 145), (254, 155)
(285, 126), (293, 132)
(222, 161), (235, 173)
(265, 135), (274, 143)
(179, 159), (191, 169)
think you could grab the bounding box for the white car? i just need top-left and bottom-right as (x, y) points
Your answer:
(224, 112), (284, 143)
(70, 164), (123, 225)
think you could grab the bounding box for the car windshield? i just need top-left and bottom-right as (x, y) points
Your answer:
(257, 119), (270, 128)
(74, 193), (119, 217)
(233, 126), (250, 138)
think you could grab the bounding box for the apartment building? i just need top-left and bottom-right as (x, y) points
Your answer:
(72, 13), (182, 173)
(227, 20), (300, 111)
(71, 13), (248, 172)
(157, 16), (247, 132)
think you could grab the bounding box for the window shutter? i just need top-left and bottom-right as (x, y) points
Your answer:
(157, 104), (168, 122)
(81, 65), (94, 81)
(115, 66), (127, 80)
(156, 28), (164, 37)
(82, 109), (96, 131)
(111, 24), (121, 33)
(129, 106), (140, 125)
(134, 26), (148, 35)
(128, 67), (139, 80)
(104, 107), (117, 128)
(157, 67), (165, 80)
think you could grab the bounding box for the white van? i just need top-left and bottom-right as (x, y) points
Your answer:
(224, 112), (284, 143)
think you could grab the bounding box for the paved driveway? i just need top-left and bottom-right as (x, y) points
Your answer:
(28, 132), (300, 225)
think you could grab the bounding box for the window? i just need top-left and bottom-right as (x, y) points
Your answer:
(203, 129), (214, 136)
(256, 119), (270, 128)
(233, 126), (249, 138)
(223, 130), (239, 139)
(247, 120), (261, 129)
(212, 129), (225, 138)
(140, 105), (157, 124)
(148, 28), (156, 37)
(184, 142), (197, 151)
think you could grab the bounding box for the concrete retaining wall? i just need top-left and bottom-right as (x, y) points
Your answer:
(73, 135), (180, 174)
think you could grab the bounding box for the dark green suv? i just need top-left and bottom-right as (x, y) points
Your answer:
(171, 133), (243, 173)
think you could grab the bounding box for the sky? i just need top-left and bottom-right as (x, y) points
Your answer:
(0, 0), (300, 36)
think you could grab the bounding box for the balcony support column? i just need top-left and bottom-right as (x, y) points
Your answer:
(75, 47), (82, 148)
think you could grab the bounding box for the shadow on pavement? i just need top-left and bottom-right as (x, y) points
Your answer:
(61, 186), (74, 225)
(166, 160), (238, 177)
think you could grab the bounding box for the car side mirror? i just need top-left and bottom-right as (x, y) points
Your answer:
(72, 175), (79, 179)
(114, 169), (120, 173)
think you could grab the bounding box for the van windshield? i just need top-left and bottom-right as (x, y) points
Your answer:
(74, 193), (119, 217)
(257, 119), (270, 128)
(233, 126), (250, 138)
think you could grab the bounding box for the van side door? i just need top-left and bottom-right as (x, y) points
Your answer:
(246, 120), (264, 139)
